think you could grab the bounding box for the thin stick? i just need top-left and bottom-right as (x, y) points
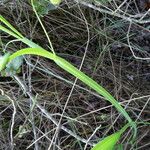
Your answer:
(0, 89), (17, 150)
(48, 3), (91, 149)
(74, 0), (150, 24)
(13, 75), (94, 146)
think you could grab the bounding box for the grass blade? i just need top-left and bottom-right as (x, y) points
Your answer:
(0, 25), (21, 39)
(92, 131), (122, 150)
(8, 48), (55, 62)
(8, 47), (133, 126)
(54, 56), (133, 123)
(91, 123), (130, 150)
(0, 15), (23, 38)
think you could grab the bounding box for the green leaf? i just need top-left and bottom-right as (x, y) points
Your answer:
(0, 53), (10, 71)
(92, 132), (121, 150)
(0, 15), (23, 38)
(54, 56), (133, 125)
(49, 0), (62, 5)
(4, 56), (23, 76)
(8, 47), (133, 127)
(33, 0), (57, 16)
(91, 123), (130, 150)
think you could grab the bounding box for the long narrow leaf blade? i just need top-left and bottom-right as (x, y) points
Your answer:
(8, 48), (55, 62)
(54, 56), (133, 123)
(0, 25), (21, 39)
(92, 131), (121, 150)
(8, 48), (132, 124)
(0, 15), (23, 38)
(91, 123), (130, 150)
